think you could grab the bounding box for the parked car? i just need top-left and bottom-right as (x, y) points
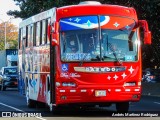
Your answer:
(0, 66), (18, 91)
(142, 68), (160, 83)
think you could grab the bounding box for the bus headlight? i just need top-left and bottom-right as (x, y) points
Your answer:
(124, 82), (136, 87)
(3, 75), (10, 80)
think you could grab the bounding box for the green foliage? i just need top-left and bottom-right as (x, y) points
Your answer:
(8, 0), (160, 68)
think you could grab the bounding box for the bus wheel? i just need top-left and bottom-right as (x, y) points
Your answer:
(26, 86), (36, 108)
(116, 102), (129, 113)
(49, 104), (62, 114)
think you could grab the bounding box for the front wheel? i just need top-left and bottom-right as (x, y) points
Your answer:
(116, 102), (129, 113)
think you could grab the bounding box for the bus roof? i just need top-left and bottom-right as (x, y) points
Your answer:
(19, 3), (137, 28)
(57, 4), (137, 21)
(19, 7), (56, 28)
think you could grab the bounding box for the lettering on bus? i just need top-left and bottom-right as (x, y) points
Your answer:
(74, 67), (126, 73)
(60, 73), (81, 78)
(65, 53), (91, 61)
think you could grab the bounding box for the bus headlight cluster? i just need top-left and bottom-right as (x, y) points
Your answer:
(3, 75), (10, 80)
(124, 82), (136, 87)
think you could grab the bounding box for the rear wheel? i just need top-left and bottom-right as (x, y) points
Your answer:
(116, 102), (129, 113)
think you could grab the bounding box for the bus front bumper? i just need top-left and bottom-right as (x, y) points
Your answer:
(55, 86), (141, 105)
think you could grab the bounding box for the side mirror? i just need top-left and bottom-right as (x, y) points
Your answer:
(138, 20), (151, 45)
(52, 22), (59, 46)
(144, 31), (151, 44)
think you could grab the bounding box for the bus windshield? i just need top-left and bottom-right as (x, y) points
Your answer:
(60, 15), (138, 62)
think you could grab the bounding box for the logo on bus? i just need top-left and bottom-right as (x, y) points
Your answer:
(74, 67), (126, 73)
(61, 64), (69, 72)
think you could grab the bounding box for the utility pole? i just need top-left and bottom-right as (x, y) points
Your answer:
(4, 22), (6, 49)
(0, 17), (14, 49)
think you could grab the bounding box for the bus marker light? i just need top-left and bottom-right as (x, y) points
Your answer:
(125, 89), (131, 92)
(134, 89), (140, 92)
(60, 90), (65, 92)
(115, 89), (121, 92)
(81, 89), (87, 92)
(70, 90), (76, 92)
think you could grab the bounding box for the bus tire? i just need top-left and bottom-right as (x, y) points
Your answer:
(49, 105), (61, 114)
(116, 102), (129, 113)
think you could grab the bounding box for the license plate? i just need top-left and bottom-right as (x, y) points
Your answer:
(95, 90), (106, 97)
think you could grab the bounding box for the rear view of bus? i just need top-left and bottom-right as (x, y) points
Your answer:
(53, 1), (151, 112)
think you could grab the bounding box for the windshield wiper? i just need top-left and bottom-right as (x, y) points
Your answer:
(108, 43), (123, 66)
(79, 43), (94, 66)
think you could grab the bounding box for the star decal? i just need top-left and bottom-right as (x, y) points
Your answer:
(87, 20), (91, 27)
(107, 76), (111, 80)
(74, 18), (81, 23)
(113, 74), (118, 80)
(113, 22), (120, 28)
(121, 73), (127, 79)
(128, 66), (134, 74)
(68, 18), (72, 21)
(125, 25), (131, 30)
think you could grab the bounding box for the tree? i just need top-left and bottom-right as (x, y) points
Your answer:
(0, 22), (18, 50)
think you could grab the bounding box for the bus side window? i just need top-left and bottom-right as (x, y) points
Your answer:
(40, 21), (42, 45)
(33, 23), (36, 46)
(27, 25), (30, 47)
(29, 25), (33, 47)
(46, 18), (51, 44)
(18, 28), (22, 50)
(36, 22), (41, 46)
(22, 27), (26, 47)
(26, 26), (28, 47)
(42, 19), (47, 45)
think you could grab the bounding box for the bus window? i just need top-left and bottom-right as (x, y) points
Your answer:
(47, 18), (51, 44)
(22, 27), (26, 47)
(26, 26), (28, 47)
(36, 22), (41, 46)
(42, 19), (47, 44)
(33, 23), (36, 46)
(28, 25), (33, 47)
(40, 21), (42, 45)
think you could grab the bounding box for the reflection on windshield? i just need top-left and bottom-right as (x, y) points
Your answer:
(60, 15), (138, 62)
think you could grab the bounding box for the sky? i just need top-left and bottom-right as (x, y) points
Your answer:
(0, 0), (22, 27)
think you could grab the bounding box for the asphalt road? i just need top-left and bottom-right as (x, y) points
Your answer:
(0, 88), (160, 120)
